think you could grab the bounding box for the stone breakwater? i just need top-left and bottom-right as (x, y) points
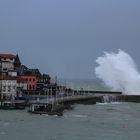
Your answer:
(28, 94), (140, 116)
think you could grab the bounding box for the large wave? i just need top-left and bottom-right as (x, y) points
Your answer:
(95, 50), (140, 95)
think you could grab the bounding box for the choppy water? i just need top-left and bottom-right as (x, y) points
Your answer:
(0, 103), (140, 140)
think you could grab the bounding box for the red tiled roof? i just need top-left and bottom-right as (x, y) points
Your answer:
(0, 54), (16, 58)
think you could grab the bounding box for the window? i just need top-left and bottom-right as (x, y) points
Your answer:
(33, 85), (35, 90)
(29, 85), (32, 89)
(8, 86), (11, 92)
(33, 78), (35, 82)
(13, 86), (16, 90)
(3, 86), (6, 92)
(30, 78), (32, 82)
(3, 68), (7, 71)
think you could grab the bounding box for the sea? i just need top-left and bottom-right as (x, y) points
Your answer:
(0, 79), (140, 140)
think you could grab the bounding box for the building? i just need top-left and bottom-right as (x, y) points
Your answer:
(0, 77), (17, 100)
(0, 54), (21, 99)
(17, 65), (42, 91)
(0, 54), (21, 76)
(0, 61), (14, 76)
(36, 74), (51, 90)
(16, 78), (27, 96)
(0, 53), (51, 97)
(17, 75), (37, 91)
(17, 65), (41, 76)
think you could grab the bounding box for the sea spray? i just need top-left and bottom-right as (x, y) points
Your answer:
(95, 50), (140, 95)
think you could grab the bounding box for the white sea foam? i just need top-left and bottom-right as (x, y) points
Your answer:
(73, 115), (86, 118)
(95, 49), (140, 95)
(96, 102), (121, 105)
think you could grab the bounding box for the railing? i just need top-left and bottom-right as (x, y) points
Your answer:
(29, 92), (104, 105)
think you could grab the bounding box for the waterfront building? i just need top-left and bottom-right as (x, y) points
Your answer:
(17, 66), (41, 91)
(0, 53), (51, 97)
(36, 74), (51, 91)
(17, 75), (37, 90)
(16, 78), (27, 96)
(0, 54), (22, 99)
(17, 65), (51, 92)
(0, 77), (17, 100)
(0, 61), (14, 76)
(0, 54), (21, 76)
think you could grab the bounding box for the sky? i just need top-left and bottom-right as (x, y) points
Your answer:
(0, 0), (140, 79)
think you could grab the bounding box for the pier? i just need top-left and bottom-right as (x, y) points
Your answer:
(28, 91), (122, 116)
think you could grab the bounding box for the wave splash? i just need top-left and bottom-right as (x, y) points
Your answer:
(95, 50), (140, 95)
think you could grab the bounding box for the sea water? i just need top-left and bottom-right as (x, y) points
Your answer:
(0, 78), (140, 140)
(0, 102), (140, 140)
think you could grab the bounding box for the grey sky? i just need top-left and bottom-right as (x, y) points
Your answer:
(0, 0), (140, 79)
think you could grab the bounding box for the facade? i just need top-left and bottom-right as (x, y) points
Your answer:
(0, 54), (22, 99)
(0, 53), (51, 98)
(0, 61), (14, 76)
(36, 74), (51, 90)
(17, 78), (27, 96)
(0, 77), (17, 100)
(17, 80), (27, 90)
(17, 66), (42, 91)
(0, 54), (21, 76)
(17, 76), (37, 90)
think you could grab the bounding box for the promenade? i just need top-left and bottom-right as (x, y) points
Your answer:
(28, 91), (122, 115)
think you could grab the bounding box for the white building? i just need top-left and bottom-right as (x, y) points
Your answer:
(0, 54), (22, 99)
(17, 78), (27, 96)
(0, 54), (21, 76)
(1, 61), (14, 73)
(0, 77), (17, 99)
